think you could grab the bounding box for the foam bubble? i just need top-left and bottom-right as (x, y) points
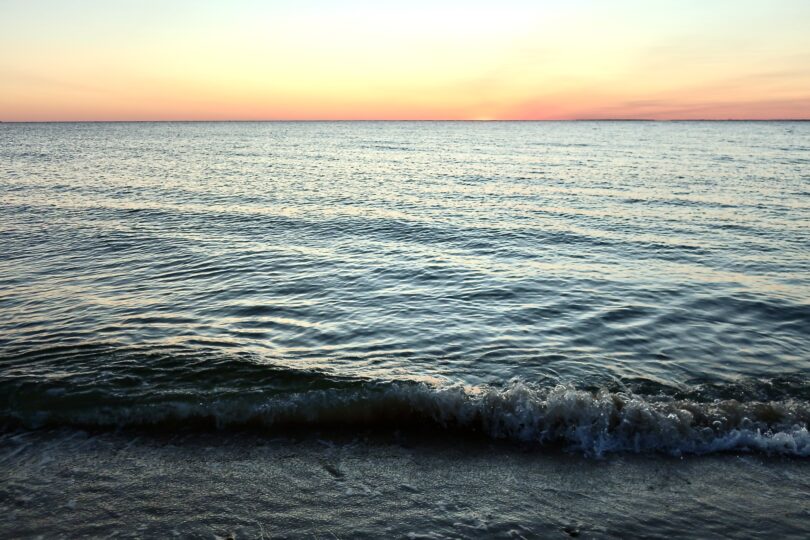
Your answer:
(3, 380), (809, 457)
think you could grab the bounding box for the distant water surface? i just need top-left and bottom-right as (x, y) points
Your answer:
(1, 121), (809, 455)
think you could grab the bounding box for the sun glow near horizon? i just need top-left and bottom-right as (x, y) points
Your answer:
(1, 0), (809, 121)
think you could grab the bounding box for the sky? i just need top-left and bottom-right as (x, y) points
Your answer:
(1, 0), (809, 121)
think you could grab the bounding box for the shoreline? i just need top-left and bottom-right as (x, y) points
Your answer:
(2, 428), (808, 538)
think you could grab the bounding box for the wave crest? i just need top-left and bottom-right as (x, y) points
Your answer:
(4, 380), (809, 457)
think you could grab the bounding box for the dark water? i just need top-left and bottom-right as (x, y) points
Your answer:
(1, 121), (809, 456)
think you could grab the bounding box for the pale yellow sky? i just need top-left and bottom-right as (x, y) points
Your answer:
(1, 0), (809, 120)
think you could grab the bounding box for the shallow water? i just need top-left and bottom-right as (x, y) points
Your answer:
(1, 121), (809, 456)
(2, 430), (809, 539)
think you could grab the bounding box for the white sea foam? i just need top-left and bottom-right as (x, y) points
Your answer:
(7, 380), (809, 457)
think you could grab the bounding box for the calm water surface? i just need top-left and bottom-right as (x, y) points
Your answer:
(1, 121), (809, 455)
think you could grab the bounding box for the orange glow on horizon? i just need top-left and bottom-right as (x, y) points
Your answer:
(1, 1), (809, 121)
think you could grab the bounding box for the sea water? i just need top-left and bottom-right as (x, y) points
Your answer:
(1, 121), (808, 454)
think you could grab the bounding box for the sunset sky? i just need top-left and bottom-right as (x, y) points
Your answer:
(1, 0), (809, 121)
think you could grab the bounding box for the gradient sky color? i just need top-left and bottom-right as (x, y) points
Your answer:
(1, 0), (809, 121)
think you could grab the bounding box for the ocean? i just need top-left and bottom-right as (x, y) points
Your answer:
(1, 121), (809, 538)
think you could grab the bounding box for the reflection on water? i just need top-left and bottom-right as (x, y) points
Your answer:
(2, 122), (809, 384)
(0, 122), (808, 448)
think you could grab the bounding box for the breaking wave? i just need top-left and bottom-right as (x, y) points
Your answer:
(3, 377), (808, 457)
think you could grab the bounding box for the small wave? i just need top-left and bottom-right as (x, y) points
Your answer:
(2, 379), (808, 458)
(362, 144), (413, 151)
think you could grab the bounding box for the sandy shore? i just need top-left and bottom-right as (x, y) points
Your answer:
(2, 429), (809, 539)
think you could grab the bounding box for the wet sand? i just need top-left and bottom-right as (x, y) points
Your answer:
(2, 429), (808, 539)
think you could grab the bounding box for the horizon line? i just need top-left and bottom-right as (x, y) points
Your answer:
(2, 118), (810, 123)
